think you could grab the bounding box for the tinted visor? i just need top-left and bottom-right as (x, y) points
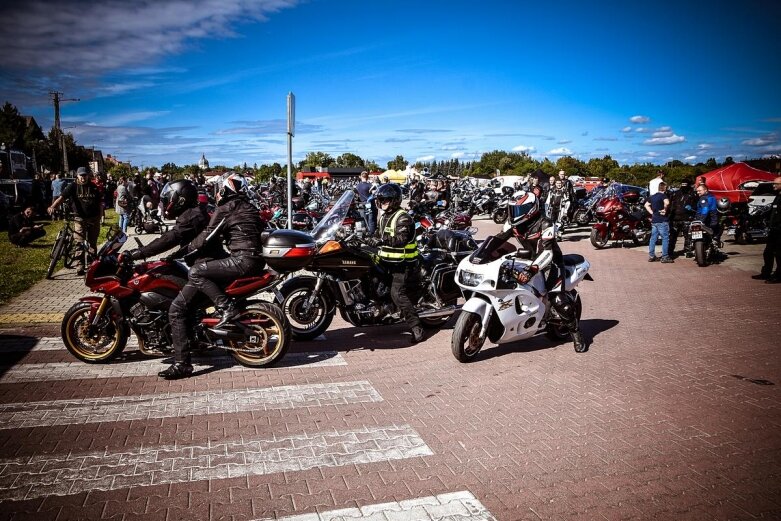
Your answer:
(509, 202), (536, 222)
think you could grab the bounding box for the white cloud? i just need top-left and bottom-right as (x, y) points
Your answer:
(416, 155), (435, 162)
(557, 140), (572, 144)
(630, 115), (650, 124)
(742, 137), (776, 146)
(684, 155), (697, 161)
(451, 152), (465, 159)
(635, 127), (651, 133)
(621, 126), (632, 132)
(652, 130), (673, 138)
(698, 143), (712, 150)
(547, 147), (573, 156)
(656, 126), (671, 132)
(0, 0), (300, 74)
(512, 145), (537, 153)
(643, 134), (685, 145)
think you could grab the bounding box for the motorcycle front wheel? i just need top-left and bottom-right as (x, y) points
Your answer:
(694, 240), (708, 267)
(575, 210), (590, 226)
(589, 228), (609, 249)
(451, 311), (485, 363)
(62, 301), (129, 363)
(492, 208), (507, 224)
(280, 279), (334, 340)
(229, 302), (291, 367)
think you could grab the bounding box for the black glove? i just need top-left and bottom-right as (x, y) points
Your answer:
(363, 237), (380, 247)
(514, 265), (539, 284)
(126, 248), (142, 261)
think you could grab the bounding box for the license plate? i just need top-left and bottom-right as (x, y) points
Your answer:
(691, 231), (703, 239)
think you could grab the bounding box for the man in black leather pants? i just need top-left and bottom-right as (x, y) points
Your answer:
(161, 173), (265, 379)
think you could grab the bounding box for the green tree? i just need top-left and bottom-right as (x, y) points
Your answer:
(299, 151), (334, 171)
(108, 163), (132, 179)
(335, 152), (365, 168)
(0, 102), (26, 150)
(386, 155), (408, 171)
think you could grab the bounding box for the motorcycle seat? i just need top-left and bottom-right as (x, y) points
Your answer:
(562, 254), (586, 266)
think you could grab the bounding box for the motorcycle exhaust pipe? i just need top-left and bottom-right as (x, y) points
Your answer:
(418, 304), (460, 319)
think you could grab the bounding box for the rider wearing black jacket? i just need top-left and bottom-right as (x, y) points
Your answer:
(127, 180), (209, 261)
(667, 180), (698, 257)
(159, 174), (265, 380)
(496, 191), (587, 353)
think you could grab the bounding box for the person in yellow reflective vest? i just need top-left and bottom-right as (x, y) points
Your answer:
(371, 183), (425, 344)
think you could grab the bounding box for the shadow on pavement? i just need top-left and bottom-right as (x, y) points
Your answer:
(456, 317), (620, 362)
(0, 335), (38, 377)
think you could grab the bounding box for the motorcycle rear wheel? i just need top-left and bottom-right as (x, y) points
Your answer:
(229, 302), (291, 367)
(492, 208), (507, 224)
(590, 228), (609, 249)
(575, 210), (590, 226)
(694, 241), (708, 267)
(280, 279), (334, 341)
(62, 301), (129, 363)
(451, 311), (485, 362)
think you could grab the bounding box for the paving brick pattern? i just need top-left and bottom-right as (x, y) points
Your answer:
(257, 491), (497, 521)
(0, 381), (382, 429)
(0, 218), (778, 520)
(0, 351), (346, 383)
(0, 424), (431, 502)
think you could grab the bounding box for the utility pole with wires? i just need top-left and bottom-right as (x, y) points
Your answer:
(50, 91), (80, 174)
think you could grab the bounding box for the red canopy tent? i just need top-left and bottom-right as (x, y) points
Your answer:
(697, 162), (776, 203)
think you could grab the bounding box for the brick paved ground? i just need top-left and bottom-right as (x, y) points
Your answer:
(0, 220), (779, 520)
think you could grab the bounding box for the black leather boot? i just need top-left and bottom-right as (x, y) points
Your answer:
(158, 360), (193, 379)
(410, 325), (425, 345)
(215, 301), (239, 328)
(572, 331), (588, 353)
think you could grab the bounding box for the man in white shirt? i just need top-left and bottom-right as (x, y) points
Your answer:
(649, 170), (666, 195)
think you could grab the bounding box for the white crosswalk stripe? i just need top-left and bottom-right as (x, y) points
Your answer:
(0, 381), (381, 429)
(254, 491), (498, 521)
(0, 351), (346, 383)
(0, 424), (432, 502)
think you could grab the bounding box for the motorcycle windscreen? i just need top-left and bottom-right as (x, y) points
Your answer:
(311, 191), (354, 244)
(469, 235), (517, 265)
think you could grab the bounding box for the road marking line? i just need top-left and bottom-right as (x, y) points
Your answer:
(0, 351), (346, 383)
(0, 381), (381, 429)
(0, 424), (432, 501)
(254, 491), (498, 521)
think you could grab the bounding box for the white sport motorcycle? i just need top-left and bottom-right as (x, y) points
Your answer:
(452, 235), (593, 362)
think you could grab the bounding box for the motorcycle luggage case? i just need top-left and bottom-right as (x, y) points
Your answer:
(262, 229), (316, 271)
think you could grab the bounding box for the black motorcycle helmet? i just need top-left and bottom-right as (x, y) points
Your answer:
(508, 191), (541, 235)
(502, 186), (514, 196)
(375, 183), (403, 212)
(160, 179), (198, 219)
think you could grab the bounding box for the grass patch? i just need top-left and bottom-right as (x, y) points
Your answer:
(0, 210), (119, 306)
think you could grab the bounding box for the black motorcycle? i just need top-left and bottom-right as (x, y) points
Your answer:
(689, 220), (724, 267)
(275, 192), (474, 340)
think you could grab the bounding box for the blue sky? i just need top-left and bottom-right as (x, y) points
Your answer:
(1, 0), (780, 169)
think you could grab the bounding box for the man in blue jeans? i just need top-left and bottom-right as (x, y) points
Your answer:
(644, 181), (673, 263)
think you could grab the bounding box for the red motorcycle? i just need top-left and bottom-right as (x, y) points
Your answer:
(589, 191), (651, 248)
(61, 227), (315, 367)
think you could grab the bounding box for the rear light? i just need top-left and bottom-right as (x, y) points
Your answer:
(284, 245), (316, 257)
(690, 224), (702, 232)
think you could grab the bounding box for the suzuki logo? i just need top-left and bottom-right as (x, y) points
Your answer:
(497, 298), (512, 311)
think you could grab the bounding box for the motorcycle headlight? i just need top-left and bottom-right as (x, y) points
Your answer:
(459, 270), (484, 287)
